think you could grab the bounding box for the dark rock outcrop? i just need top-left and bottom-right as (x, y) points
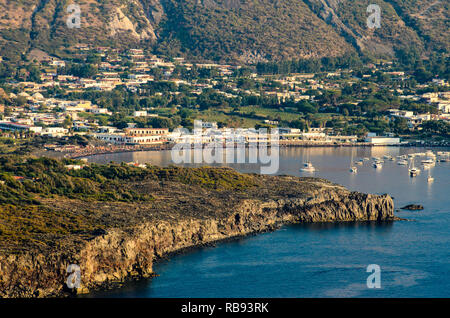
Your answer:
(400, 204), (424, 211)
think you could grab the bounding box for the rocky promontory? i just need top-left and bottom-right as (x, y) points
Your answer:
(0, 164), (396, 298)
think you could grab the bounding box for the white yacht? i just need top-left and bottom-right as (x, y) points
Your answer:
(425, 150), (436, 158)
(373, 161), (382, 169)
(300, 161), (316, 172)
(422, 157), (435, 163)
(427, 170), (434, 183)
(422, 160), (435, 171)
(409, 159), (420, 177)
(409, 167), (420, 177)
(398, 159), (408, 165)
(438, 153), (450, 162)
(349, 150), (358, 173)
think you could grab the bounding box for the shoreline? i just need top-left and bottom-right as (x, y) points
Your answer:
(61, 141), (450, 160)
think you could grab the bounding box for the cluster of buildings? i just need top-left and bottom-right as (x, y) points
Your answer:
(422, 92), (450, 116)
(1, 45), (448, 148)
(22, 46), (236, 93)
(89, 121), (400, 146)
(0, 89), (112, 135)
(387, 109), (435, 129)
(387, 91), (450, 129)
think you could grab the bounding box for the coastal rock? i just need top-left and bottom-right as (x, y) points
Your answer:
(400, 204), (424, 211)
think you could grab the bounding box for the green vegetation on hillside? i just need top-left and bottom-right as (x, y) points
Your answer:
(0, 156), (258, 248)
(0, 156), (257, 206)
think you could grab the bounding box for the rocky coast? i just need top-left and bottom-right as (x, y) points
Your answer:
(0, 166), (396, 298)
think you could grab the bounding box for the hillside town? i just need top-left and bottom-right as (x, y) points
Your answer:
(0, 45), (449, 156)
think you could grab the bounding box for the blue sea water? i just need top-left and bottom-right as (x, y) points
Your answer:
(86, 147), (450, 297)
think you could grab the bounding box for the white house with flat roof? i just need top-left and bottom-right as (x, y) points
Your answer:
(365, 136), (400, 145)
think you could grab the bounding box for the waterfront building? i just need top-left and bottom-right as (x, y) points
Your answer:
(365, 136), (401, 145)
(94, 128), (169, 145)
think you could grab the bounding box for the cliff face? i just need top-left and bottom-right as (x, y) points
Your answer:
(0, 177), (394, 297)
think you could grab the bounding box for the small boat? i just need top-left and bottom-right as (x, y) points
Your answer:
(427, 169), (434, 183)
(300, 161), (316, 172)
(438, 153), (450, 162)
(425, 150), (436, 158)
(422, 163), (435, 169)
(421, 158), (435, 165)
(427, 165), (434, 182)
(409, 168), (420, 177)
(409, 158), (420, 177)
(355, 160), (363, 165)
(398, 159), (408, 165)
(373, 162), (382, 169)
(349, 150), (358, 173)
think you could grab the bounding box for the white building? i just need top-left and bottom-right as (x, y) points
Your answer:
(279, 128), (302, 135)
(133, 110), (148, 117)
(195, 121), (218, 129)
(49, 60), (66, 68)
(388, 109), (414, 118)
(365, 136), (401, 145)
(438, 103), (450, 114)
(89, 108), (111, 115)
(94, 128), (169, 145)
(41, 127), (69, 137)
